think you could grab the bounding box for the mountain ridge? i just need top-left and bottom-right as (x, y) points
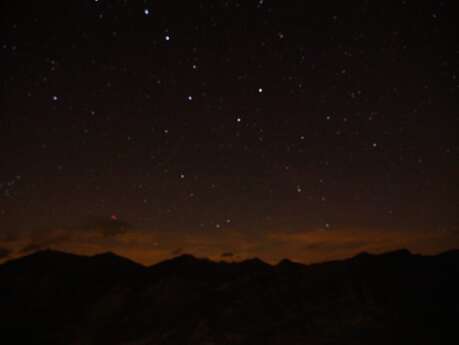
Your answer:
(1, 248), (458, 345)
(4, 247), (457, 269)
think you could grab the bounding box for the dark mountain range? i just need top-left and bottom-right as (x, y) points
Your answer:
(1, 249), (458, 345)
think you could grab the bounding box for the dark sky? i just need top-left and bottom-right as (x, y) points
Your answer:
(1, 0), (458, 264)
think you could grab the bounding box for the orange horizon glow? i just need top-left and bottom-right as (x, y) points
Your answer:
(1, 225), (457, 266)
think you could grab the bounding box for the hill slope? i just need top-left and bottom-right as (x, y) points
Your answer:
(0, 249), (458, 345)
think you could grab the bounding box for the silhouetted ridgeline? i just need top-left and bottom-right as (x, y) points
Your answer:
(0, 249), (458, 345)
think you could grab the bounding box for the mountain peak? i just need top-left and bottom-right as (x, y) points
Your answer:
(30, 248), (71, 256)
(20, 248), (84, 262)
(90, 251), (145, 271)
(150, 254), (210, 269)
(167, 254), (205, 265)
(240, 257), (271, 269)
(352, 249), (412, 261)
(277, 258), (302, 269)
(91, 251), (123, 260)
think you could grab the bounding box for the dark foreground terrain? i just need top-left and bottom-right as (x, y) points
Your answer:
(0, 249), (458, 345)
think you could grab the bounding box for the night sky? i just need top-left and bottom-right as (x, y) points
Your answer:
(1, 0), (458, 264)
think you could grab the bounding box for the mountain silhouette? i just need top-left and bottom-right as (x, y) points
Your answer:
(0, 249), (458, 345)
